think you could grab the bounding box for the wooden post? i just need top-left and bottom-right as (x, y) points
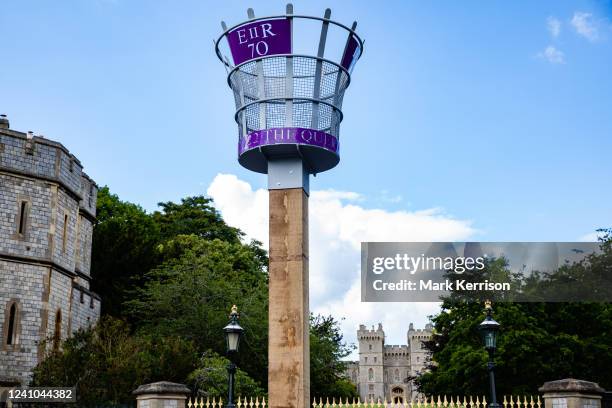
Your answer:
(268, 188), (310, 408)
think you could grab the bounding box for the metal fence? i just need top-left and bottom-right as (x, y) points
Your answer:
(5, 403), (134, 408)
(187, 395), (542, 408)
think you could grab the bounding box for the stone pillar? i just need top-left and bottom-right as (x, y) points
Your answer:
(268, 188), (310, 408)
(133, 382), (191, 408)
(539, 379), (605, 408)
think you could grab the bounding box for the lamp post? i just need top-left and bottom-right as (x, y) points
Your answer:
(223, 305), (244, 408)
(479, 300), (501, 408)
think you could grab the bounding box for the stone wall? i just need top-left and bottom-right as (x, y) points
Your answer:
(0, 125), (99, 386)
(350, 323), (433, 403)
(0, 174), (53, 259)
(45, 271), (72, 342)
(0, 131), (84, 196)
(70, 285), (101, 332)
(407, 325), (432, 377)
(357, 324), (386, 402)
(79, 175), (97, 219)
(0, 260), (46, 384)
(75, 215), (94, 277)
(51, 188), (79, 271)
(383, 345), (411, 400)
(0, 133), (58, 181)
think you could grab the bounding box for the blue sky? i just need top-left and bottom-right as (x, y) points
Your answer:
(2, 1), (611, 347)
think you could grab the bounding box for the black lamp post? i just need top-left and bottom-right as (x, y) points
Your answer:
(478, 300), (500, 408)
(223, 305), (244, 408)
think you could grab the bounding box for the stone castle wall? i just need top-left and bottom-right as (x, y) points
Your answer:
(349, 323), (433, 403)
(75, 214), (94, 276)
(0, 123), (100, 386)
(0, 173), (54, 259)
(0, 261), (46, 381)
(357, 324), (386, 402)
(408, 324), (433, 377)
(70, 285), (101, 332)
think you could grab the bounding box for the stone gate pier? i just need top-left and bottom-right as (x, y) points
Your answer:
(540, 379), (605, 408)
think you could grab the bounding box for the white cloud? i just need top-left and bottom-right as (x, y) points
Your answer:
(379, 189), (403, 204)
(206, 174), (269, 244)
(207, 174), (477, 358)
(579, 231), (604, 242)
(547, 16), (562, 37)
(314, 189), (363, 202)
(538, 46), (565, 64)
(571, 12), (599, 41)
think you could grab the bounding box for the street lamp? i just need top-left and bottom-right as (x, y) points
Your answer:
(479, 300), (500, 408)
(223, 305), (244, 408)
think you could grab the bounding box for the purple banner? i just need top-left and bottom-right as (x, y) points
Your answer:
(239, 128), (339, 155)
(226, 18), (292, 65)
(340, 35), (361, 72)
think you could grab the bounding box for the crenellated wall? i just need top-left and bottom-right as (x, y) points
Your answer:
(70, 284), (101, 332)
(0, 130), (84, 196)
(349, 323), (433, 403)
(0, 129), (98, 272)
(0, 124), (100, 386)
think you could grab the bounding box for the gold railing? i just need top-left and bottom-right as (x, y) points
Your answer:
(187, 395), (541, 408)
(188, 396), (266, 408)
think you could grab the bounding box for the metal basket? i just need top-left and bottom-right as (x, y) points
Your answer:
(215, 5), (363, 174)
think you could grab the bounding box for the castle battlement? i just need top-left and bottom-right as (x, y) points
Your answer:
(0, 115), (100, 387)
(409, 329), (431, 334)
(385, 345), (409, 352)
(408, 322), (433, 335)
(348, 322), (433, 404)
(358, 323), (384, 340)
(0, 127), (98, 218)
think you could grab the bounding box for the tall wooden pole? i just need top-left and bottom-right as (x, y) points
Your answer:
(215, 8), (362, 408)
(268, 188), (310, 408)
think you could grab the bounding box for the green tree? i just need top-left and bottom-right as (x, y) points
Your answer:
(91, 187), (161, 318)
(126, 235), (269, 387)
(153, 196), (243, 243)
(417, 233), (612, 396)
(92, 190), (267, 321)
(89, 189), (359, 397)
(126, 235), (360, 396)
(187, 350), (265, 399)
(31, 316), (197, 406)
(310, 315), (358, 400)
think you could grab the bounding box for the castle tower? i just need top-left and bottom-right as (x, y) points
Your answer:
(0, 115), (100, 386)
(383, 343), (411, 403)
(346, 323), (434, 403)
(407, 323), (434, 397)
(358, 324), (385, 402)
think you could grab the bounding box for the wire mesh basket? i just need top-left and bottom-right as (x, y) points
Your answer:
(216, 5), (363, 174)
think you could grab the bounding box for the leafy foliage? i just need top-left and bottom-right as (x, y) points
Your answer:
(126, 235), (269, 387)
(91, 187), (161, 317)
(310, 315), (358, 399)
(91, 190), (259, 319)
(187, 350), (265, 399)
(35, 187), (362, 401)
(417, 232), (612, 396)
(31, 316), (197, 406)
(153, 196), (243, 244)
